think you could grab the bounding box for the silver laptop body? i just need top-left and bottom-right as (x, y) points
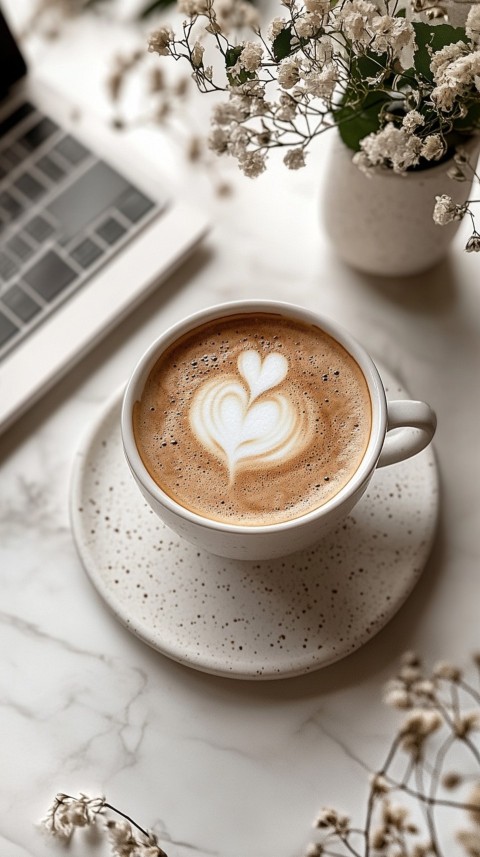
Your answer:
(0, 7), (208, 433)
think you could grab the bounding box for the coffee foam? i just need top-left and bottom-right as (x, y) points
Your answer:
(133, 313), (372, 526)
(189, 350), (315, 484)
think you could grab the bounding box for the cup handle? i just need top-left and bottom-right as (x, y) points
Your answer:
(377, 400), (437, 468)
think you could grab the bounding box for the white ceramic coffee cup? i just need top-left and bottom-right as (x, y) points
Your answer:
(121, 301), (436, 561)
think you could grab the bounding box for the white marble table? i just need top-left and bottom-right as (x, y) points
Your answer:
(2, 6), (480, 856)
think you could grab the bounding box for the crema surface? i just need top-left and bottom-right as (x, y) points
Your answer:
(133, 313), (372, 526)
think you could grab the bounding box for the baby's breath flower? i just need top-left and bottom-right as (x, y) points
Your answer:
(370, 15), (416, 67)
(305, 843), (324, 857)
(433, 660), (463, 681)
(148, 26), (174, 57)
(177, 0), (210, 15)
(278, 57), (301, 89)
(382, 800), (410, 830)
(412, 843), (434, 857)
(370, 826), (387, 848)
(305, 0), (330, 13)
(467, 782), (480, 826)
(401, 651), (421, 668)
(447, 163), (469, 181)
(442, 771), (463, 789)
(384, 686), (412, 709)
(456, 711), (480, 735)
(107, 819), (139, 856)
(313, 807), (349, 832)
(457, 828), (480, 856)
(399, 664), (422, 684)
(421, 133), (444, 161)
(370, 773), (390, 794)
(466, 6), (480, 44)
(430, 42), (468, 80)
(275, 93), (298, 121)
(208, 126), (229, 154)
(41, 794), (168, 856)
(284, 147), (307, 169)
(40, 793), (106, 840)
(413, 679), (436, 698)
(402, 709), (443, 736)
(238, 149), (266, 177)
(402, 110), (424, 132)
(400, 709), (442, 757)
(304, 62), (338, 98)
(433, 194), (468, 225)
(191, 41), (204, 68)
(466, 234), (480, 251)
(295, 14), (317, 38)
(269, 17), (288, 39)
(239, 41), (263, 72)
(335, 0), (377, 44)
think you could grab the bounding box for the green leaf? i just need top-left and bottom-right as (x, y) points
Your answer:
(139, 0), (175, 17)
(272, 26), (296, 62)
(225, 45), (255, 86)
(271, 24), (318, 62)
(334, 90), (390, 151)
(411, 20), (467, 82)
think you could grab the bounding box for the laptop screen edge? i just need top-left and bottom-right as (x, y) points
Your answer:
(0, 5), (27, 98)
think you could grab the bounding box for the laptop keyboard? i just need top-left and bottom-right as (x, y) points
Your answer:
(0, 101), (163, 359)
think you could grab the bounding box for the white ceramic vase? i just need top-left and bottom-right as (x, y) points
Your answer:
(322, 133), (480, 277)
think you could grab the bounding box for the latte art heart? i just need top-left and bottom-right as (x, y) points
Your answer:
(189, 350), (312, 482)
(134, 313), (373, 525)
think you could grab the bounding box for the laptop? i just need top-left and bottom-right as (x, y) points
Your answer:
(0, 6), (208, 434)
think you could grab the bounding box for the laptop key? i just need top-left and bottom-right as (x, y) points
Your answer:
(24, 215), (55, 243)
(7, 233), (34, 262)
(0, 190), (23, 221)
(36, 154), (66, 182)
(0, 103), (35, 139)
(2, 143), (26, 168)
(3, 285), (41, 322)
(53, 135), (90, 166)
(117, 187), (155, 223)
(46, 161), (131, 240)
(24, 250), (76, 301)
(14, 172), (46, 201)
(96, 215), (126, 246)
(70, 237), (103, 269)
(20, 117), (58, 151)
(0, 251), (18, 281)
(0, 310), (19, 347)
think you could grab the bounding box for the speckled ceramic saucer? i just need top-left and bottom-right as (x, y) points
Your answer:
(70, 365), (439, 680)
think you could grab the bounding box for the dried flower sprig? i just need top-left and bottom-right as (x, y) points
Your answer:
(20, 1), (232, 197)
(305, 652), (480, 857)
(151, 0), (480, 177)
(40, 792), (168, 856)
(434, 146), (480, 251)
(149, 0), (480, 243)
(105, 48), (233, 197)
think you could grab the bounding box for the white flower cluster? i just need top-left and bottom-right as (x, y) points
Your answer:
(433, 193), (468, 225)
(305, 652), (480, 857)
(431, 39), (480, 112)
(353, 121), (444, 174)
(161, 0), (480, 172)
(40, 793), (168, 857)
(157, 0), (480, 238)
(335, 0), (416, 67)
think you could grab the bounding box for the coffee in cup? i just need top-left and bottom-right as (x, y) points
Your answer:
(122, 301), (436, 560)
(133, 312), (372, 527)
